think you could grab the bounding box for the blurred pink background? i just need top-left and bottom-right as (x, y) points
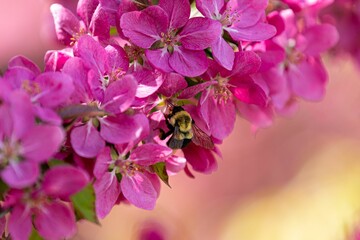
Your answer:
(2, 1), (360, 239)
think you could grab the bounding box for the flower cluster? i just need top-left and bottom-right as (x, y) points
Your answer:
(0, 0), (339, 239)
(320, 0), (360, 68)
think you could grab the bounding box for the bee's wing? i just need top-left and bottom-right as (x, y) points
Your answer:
(191, 124), (214, 150)
(167, 126), (185, 149)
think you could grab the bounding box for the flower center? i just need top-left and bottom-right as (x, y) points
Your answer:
(21, 80), (41, 96)
(0, 139), (22, 168)
(124, 44), (144, 64)
(219, 8), (240, 27)
(118, 161), (142, 177)
(285, 38), (305, 65)
(213, 76), (232, 104)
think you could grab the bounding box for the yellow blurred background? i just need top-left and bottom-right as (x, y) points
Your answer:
(2, 1), (360, 240)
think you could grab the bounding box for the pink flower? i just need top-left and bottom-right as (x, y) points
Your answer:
(50, 0), (117, 45)
(0, 91), (64, 189)
(3, 55), (75, 125)
(120, 0), (222, 77)
(183, 142), (218, 174)
(5, 166), (89, 240)
(180, 51), (267, 139)
(94, 143), (172, 216)
(271, 9), (339, 102)
(196, 0), (276, 69)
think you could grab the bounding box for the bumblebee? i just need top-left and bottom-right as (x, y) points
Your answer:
(160, 106), (214, 150)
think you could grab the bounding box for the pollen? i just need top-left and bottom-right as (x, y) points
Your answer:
(220, 8), (240, 27)
(213, 76), (232, 104)
(118, 161), (142, 177)
(21, 80), (41, 95)
(0, 139), (21, 168)
(160, 29), (180, 52)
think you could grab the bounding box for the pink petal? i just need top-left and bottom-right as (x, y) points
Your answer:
(71, 122), (105, 158)
(0, 217), (5, 237)
(145, 49), (173, 73)
(158, 72), (187, 97)
(120, 6), (168, 48)
(33, 106), (62, 125)
(21, 125), (64, 162)
(103, 75), (137, 113)
(88, 69), (105, 102)
(8, 205), (32, 240)
(0, 104), (13, 139)
(1, 161), (39, 189)
(229, 0), (267, 28)
(50, 3), (81, 45)
(231, 51), (262, 77)
(34, 202), (76, 240)
(301, 23), (339, 56)
(94, 172), (121, 219)
(121, 172), (158, 210)
(211, 37), (235, 70)
(42, 165), (90, 200)
(133, 69), (164, 98)
(44, 49), (73, 72)
(8, 91), (35, 140)
(196, 0), (224, 18)
(256, 41), (286, 72)
(169, 47), (209, 77)
(158, 0), (190, 29)
(94, 147), (111, 179)
(105, 44), (129, 73)
(199, 94), (236, 140)
(88, 5), (111, 41)
(179, 17), (222, 50)
(178, 81), (215, 99)
(230, 77), (268, 107)
(34, 72), (75, 108)
(236, 101), (273, 129)
(261, 68), (291, 110)
(8, 55), (41, 76)
(77, 0), (99, 26)
(62, 57), (93, 103)
(288, 58), (328, 101)
(129, 143), (172, 166)
(100, 114), (147, 144)
(183, 143), (217, 174)
(228, 22), (277, 42)
(3, 67), (36, 91)
(166, 155), (186, 176)
(76, 35), (108, 74)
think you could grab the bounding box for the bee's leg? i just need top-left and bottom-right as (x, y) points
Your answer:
(157, 128), (172, 140)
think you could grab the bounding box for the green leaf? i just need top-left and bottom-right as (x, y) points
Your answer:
(0, 180), (8, 200)
(115, 172), (123, 182)
(70, 183), (99, 225)
(48, 158), (67, 167)
(109, 26), (118, 36)
(151, 162), (171, 188)
(29, 228), (43, 240)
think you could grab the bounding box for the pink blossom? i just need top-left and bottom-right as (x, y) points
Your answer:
(196, 0), (276, 69)
(94, 143), (172, 216)
(180, 51), (267, 139)
(120, 0), (222, 77)
(50, 0), (117, 45)
(0, 91), (64, 189)
(5, 166), (89, 240)
(269, 9), (338, 104)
